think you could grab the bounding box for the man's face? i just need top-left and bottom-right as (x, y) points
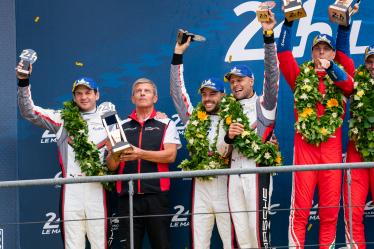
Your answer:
(312, 42), (336, 61)
(131, 83), (157, 108)
(200, 87), (224, 114)
(229, 75), (254, 100)
(73, 85), (99, 112)
(365, 54), (374, 78)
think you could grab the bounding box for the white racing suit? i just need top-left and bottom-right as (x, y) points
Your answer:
(170, 57), (233, 249)
(18, 82), (113, 249)
(217, 40), (279, 249)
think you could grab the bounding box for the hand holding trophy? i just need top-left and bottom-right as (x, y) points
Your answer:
(176, 29), (206, 45)
(259, 8), (277, 32)
(16, 49), (37, 77)
(101, 111), (133, 161)
(328, 0), (361, 26)
(256, 1), (276, 22)
(283, 0), (307, 22)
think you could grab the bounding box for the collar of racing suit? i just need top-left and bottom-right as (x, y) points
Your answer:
(239, 92), (258, 107)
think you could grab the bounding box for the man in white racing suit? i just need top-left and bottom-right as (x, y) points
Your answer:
(17, 62), (112, 249)
(170, 38), (233, 249)
(217, 11), (279, 249)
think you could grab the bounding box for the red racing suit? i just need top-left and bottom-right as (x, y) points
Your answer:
(344, 141), (374, 249)
(343, 53), (374, 248)
(277, 20), (354, 249)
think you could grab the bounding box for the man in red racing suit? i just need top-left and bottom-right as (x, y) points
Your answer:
(277, 17), (354, 248)
(343, 45), (374, 249)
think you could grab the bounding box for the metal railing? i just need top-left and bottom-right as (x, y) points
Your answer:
(1, 161), (374, 249)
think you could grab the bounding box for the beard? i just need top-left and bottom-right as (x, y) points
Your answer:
(203, 101), (220, 114)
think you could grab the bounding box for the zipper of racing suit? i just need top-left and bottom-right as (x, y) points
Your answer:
(137, 123), (144, 193)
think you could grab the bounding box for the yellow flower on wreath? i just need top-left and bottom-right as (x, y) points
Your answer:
(197, 111), (208, 121)
(326, 98), (339, 108)
(320, 127), (328, 136)
(275, 154), (282, 165)
(358, 71), (364, 76)
(300, 107), (314, 118)
(225, 116), (232, 125)
(356, 90), (365, 98)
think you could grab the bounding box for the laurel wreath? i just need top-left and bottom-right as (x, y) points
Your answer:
(348, 65), (374, 161)
(178, 103), (229, 180)
(219, 95), (282, 166)
(294, 61), (345, 145)
(61, 100), (114, 190)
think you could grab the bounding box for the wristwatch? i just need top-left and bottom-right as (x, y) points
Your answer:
(263, 30), (273, 36)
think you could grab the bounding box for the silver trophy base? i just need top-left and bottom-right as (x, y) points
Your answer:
(111, 142), (133, 161)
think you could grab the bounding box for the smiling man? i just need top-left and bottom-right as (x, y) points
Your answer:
(170, 36), (232, 249)
(216, 10), (279, 249)
(17, 63), (113, 249)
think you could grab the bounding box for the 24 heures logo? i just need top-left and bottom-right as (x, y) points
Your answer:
(40, 130), (56, 144)
(364, 200), (374, 218)
(42, 212), (61, 235)
(170, 203), (281, 228)
(171, 114), (186, 136)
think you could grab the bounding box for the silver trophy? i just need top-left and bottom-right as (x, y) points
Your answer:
(101, 111), (132, 161)
(176, 29), (206, 45)
(328, 0), (360, 26)
(17, 49), (38, 75)
(283, 0), (307, 22)
(256, 1), (276, 22)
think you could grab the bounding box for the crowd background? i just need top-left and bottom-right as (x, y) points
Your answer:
(0, 0), (373, 248)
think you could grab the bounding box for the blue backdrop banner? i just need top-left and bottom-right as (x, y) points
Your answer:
(14, 0), (374, 248)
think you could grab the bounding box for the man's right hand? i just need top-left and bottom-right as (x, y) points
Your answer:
(314, 58), (331, 71)
(260, 9), (276, 31)
(174, 36), (191, 55)
(15, 60), (32, 80)
(228, 122), (244, 139)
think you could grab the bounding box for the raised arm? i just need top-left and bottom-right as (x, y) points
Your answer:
(16, 63), (62, 133)
(334, 3), (358, 78)
(335, 24), (355, 80)
(260, 10), (279, 120)
(277, 19), (300, 91)
(170, 38), (194, 125)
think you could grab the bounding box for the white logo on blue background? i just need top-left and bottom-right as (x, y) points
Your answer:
(40, 130), (57, 144)
(170, 205), (189, 228)
(42, 212), (61, 235)
(364, 200), (374, 218)
(171, 114), (186, 135)
(231, 67), (241, 74)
